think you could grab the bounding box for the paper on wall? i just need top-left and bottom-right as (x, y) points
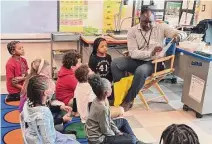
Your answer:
(143, 0), (151, 5)
(182, 0), (195, 10)
(164, 2), (182, 27)
(180, 12), (193, 25)
(189, 75), (205, 103)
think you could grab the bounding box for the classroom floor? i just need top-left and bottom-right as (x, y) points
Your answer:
(1, 79), (212, 144)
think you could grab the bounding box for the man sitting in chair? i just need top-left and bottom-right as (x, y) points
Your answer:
(111, 6), (186, 111)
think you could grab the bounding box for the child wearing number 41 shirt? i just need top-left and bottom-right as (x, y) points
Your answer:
(88, 38), (113, 83)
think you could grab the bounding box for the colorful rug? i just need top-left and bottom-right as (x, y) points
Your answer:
(1, 94), (19, 109)
(1, 126), (23, 144)
(1, 94), (88, 144)
(1, 109), (20, 128)
(1, 94), (22, 144)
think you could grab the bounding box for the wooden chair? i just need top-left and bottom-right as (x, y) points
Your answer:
(123, 51), (175, 110)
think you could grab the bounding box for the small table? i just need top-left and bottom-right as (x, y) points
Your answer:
(80, 35), (127, 63)
(174, 47), (212, 118)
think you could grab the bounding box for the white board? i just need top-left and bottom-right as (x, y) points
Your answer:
(1, 1), (57, 33)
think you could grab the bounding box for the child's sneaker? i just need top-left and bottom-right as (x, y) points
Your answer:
(15, 95), (20, 101)
(5, 95), (18, 102)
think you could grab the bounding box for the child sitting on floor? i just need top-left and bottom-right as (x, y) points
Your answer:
(75, 65), (124, 123)
(20, 75), (79, 144)
(160, 124), (200, 144)
(85, 74), (145, 144)
(74, 64), (95, 123)
(19, 59), (72, 132)
(5, 41), (28, 102)
(88, 37), (113, 82)
(56, 50), (81, 115)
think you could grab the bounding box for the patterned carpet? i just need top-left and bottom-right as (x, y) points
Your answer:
(1, 94), (23, 144)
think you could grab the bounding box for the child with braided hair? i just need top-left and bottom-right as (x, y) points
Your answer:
(5, 41), (28, 102)
(20, 75), (79, 144)
(160, 124), (200, 144)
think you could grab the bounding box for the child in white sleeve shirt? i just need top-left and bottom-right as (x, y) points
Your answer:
(74, 65), (124, 123)
(74, 65), (95, 123)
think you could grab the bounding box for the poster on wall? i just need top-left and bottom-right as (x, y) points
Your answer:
(194, 0), (200, 25)
(180, 12), (193, 25)
(164, 2), (182, 27)
(103, 0), (126, 32)
(182, 0), (195, 10)
(59, 0), (88, 32)
(188, 75), (205, 103)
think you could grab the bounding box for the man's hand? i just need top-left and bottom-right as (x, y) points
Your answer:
(173, 33), (180, 43)
(60, 105), (72, 113)
(151, 46), (163, 56)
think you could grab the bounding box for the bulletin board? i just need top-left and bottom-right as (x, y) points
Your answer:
(58, 0), (129, 34)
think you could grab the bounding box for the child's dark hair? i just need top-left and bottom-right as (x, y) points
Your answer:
(27, 75), (48, 107)
(160, 124), (200, 144)
(91, 37), (106, 56)
(75, 65), (89, 83)
(7, 41), (20, 55)
(62, 50), (81, 69)
(88, 74), (105, 101)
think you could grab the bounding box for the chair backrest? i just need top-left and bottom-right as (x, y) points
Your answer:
(151, 55), (175, 78)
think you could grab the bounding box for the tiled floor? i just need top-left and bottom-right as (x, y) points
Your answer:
(1, 80), (212, 144)
(121, 80), (212, 144)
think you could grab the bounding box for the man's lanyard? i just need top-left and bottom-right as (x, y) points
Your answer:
(139, 28), (153, 50)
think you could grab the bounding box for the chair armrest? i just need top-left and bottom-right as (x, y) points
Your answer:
(152, 55), (174, 64)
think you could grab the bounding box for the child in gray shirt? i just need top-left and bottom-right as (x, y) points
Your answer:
(85, 74), (145, 144)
